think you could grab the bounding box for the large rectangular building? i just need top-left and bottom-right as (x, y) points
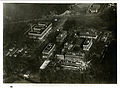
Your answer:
(42, 43), (56, 59)
(75, 28), (98, 39)
(56, 52), (87, 70)
(56, 51), (85, 63)
(28, 22), (52, 40)
(56, 30), (67, 43)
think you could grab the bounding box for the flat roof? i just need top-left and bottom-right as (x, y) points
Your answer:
(40, 60), (51, 70)
(56, 31), (67, 38)
(83, 38), (92, 45)
(29, 22), (52, 35)
(34, 25), (46, 30)
(76, 28), (97, 37)
(42, 43), (55, 53)
(38, 22), (50, 26)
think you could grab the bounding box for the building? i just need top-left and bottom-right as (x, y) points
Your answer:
(28, 22), (52, 40)
(56, 30), (67, 43)
(75, 28), (98, 39)
(56, 52), (87, 70)
(65, 54), (84, 63)
(42, 43), (56, 59)
(40, 60), (51, 70)
(88, 4), (101, 13)
(101, 32), (111, 42)
(55, 38), (88, 70)
(64, 42), (73, 50)
(79, 33), (98, 39)
(83, 38), (93, 51)
(61, 65), (79, 70)
(56, 51), (85, 63)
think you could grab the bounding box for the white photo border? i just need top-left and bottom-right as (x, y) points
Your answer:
(0, 0), (119, 88)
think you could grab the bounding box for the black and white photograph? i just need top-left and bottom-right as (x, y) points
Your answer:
(3, 3), (117, 84)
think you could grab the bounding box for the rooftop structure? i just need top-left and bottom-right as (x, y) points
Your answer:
(56, 30), (67, 43)
(83, 38), (93, 51)
(42, 43), (56, 59)
(64, 42), (74, 51)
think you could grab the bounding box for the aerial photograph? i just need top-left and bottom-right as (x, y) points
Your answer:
(3, 3), (117, 83)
